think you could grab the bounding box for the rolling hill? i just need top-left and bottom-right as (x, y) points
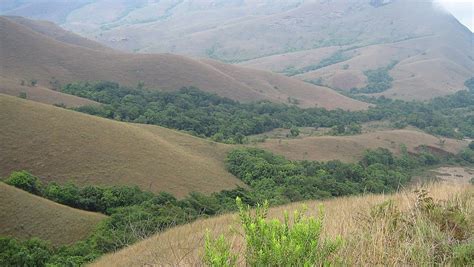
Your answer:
(0, 15), (368, 110)
(91, 181), (473, 266)
(3, 0), (471, 100)
(254, 129), (468, 162)
(0, 182), (106, 246)
(0, 94), (244, 197)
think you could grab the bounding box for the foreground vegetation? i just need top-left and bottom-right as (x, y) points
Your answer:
(60, 81), (474, 143)
(204, 198), (342, 266)
(89, 183), (473, 266)
(204, 187), (473, 266)
(2, 145), (473, 266)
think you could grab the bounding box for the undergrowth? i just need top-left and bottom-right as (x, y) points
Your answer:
(345, 189), (473, 265)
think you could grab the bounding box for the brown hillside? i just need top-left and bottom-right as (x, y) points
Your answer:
(0, 76), (98, 107)
(255, 129), (468, 162)
(0, 183), (106, 246)
(6, 15), (112, 52)
(17, 0), (469, 101)
(91, 181), (473, 266)
(0, 94), (243, 197)
(0, 16), (368, 110)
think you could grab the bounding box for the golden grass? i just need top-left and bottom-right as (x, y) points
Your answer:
(0, 76), (98, 108)
(0, 183), (106, 246)
(0, 94), (244, 197)
(255, 129), (468, 162)
(91, 176), (473, 266)
(0, 16), (369, 110)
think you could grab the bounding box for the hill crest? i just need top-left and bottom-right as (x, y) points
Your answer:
(0, 16), (369, 110)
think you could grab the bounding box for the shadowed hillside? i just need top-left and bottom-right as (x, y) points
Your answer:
(0, 16), (369, 110)
(0, 183), (106, 246)
(0, 94), (243, 197)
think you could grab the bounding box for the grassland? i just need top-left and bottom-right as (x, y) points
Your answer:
(0, 94), (243, 197)
(254, 129), (468, 162)
(6, 0), (469, 101)
(0, 76), (97, 108)
(91, 175), (473, 266)
(0, 183), (106, 246)
(0, 16), (368, 110)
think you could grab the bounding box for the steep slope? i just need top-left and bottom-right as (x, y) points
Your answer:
(0, 16), (368, 110)
(91, 182), (472, 266)
(0, 94), (244, 197)
(0, 183), (106, 246)
(6, 15), (112, 51)
(5, 0), (469, 100)
(255, 129), (468, 162)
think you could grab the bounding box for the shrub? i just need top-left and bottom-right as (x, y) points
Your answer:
(0, 237), (52, 267)
(203, 233), (237, 267)
(289, 127), (300, 137)
(465, 77), (474, 92)
(204, 198), (342, 266)
(351, 189), (474, 265)
(4, 171), (43, 195)
(18, 92), (27, 99)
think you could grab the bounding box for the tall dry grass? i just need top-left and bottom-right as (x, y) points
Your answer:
(91, 181), (473, 266)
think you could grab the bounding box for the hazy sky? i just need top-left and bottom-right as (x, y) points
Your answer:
(435, 0), (474, 31)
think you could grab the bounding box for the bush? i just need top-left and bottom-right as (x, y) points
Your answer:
(352, 189), (474, 265)
(289, 127), (300, 137)
(204, 198), (341, 266)
(0, 237), (52, 267)
(204, 233), (237, 267)
(4, 171), (43, 195)
(18, 92), (27, 99)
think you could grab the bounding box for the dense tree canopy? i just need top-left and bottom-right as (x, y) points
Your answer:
(61, 81), (474, 142)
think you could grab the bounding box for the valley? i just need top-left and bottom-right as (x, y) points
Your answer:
(0, 1), (473, 266)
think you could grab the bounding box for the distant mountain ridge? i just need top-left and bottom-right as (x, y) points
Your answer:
(2, 0), (471, 100)
(0, 15), (368, 110)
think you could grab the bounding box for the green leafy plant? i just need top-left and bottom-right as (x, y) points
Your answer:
(204, 198), (342, 266)
(203, 233), (237, 267)
(5, 171), (42, 195)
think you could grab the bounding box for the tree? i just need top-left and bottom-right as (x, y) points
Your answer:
(464, 77), (474, 92)
(469, 141), (474, 150)
(18, 92), (27, 99)
(289, 127), (300, 137)
(4, 171), (43, 195)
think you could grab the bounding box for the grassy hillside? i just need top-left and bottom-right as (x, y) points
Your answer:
(255, 129), (468, 162)
(0, 76), (98, 108)
(91, 180), (473, 266)
(0, 16), (368, 110)
(4, 0), (470, 100)
(0, 183), (106, 246)
(0, 94), (243, 197)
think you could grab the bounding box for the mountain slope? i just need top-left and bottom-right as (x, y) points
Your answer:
(255, 129), (468, 162)
(0, 183), (106, 246)
(5, 0), (470, 100)
(0, 16), (368, 110)
(0, 94), (244, 197)
(91, 182), (472, 266)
